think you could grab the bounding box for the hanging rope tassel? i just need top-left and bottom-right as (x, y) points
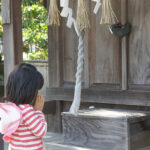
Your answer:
(69, 31), (84, 115)
(47, 0), (60, 26)
(100, 0), (118, 25)
(77, 0), (90, 31)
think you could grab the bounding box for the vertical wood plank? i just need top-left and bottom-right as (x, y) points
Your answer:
(121, 0), (128, 90)
(2, 0), (10, 24)
(47, 0), (63, 87)
(63, 0), (78, 83)
(84, 30), (90, 88)
(3, 0), (23, 88)
(128, 0), (150, 86)
(48, 27), (60, 87)
(89, 0), (121, 86)
(47, 0), (63, 133)
(89, 2), (96, 85)
(84, 1), (90, 88)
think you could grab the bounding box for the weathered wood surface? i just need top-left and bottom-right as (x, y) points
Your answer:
(121, 0), (127, 90)
(48, 0), (150, 103)
(62, 109), (150, 150)
(129, 119), (150, 150)
(3, 0), (23, 88)
(46, 0), (150, 107)
(128, 0), (150, 86)
(90, 0), (121, 85)
(2, 0), (10, 24)
(48, 27), (61, 87)
(46, 87), (150, 107)
(63, 116), (128, 150)
(57, 0), (121, 86)
(47, 0), (64, 132)
(62, 0), (78, 83)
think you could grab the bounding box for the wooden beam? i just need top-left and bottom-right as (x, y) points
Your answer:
(3, 0), (23, 88)
(46, 87), (150, 107)
(121, 0), (128, 90)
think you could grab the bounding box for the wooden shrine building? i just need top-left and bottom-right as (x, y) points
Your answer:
(2, 0), (150, 150)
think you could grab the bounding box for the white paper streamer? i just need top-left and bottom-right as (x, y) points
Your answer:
(60, 0), (80, 36)
(92, 0), (101, 14)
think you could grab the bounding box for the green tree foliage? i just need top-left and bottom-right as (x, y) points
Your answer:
(0, 0), (3, 40)
(0, 17), (2, 39)
(22, 0), (48, 60)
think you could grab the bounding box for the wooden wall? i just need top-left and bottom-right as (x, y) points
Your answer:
(47, 0), (150, 120)
(128, 0), (150, 88)
(61, 0), (121, 87)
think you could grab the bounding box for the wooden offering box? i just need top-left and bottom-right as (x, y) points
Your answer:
(62, 109), (150, 150)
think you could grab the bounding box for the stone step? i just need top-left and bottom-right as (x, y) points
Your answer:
(62, 109), (150, 150)
(4, 132), (92, 150)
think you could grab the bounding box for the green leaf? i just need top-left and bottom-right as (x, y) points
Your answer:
(22, 1), (48, 60)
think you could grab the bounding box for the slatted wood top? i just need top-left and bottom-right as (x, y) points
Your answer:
(62, 109), (150, 123)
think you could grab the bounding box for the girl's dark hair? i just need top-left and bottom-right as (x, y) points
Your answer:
(6, 63), (44, 105)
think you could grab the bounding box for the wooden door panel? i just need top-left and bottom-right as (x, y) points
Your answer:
(62, 1), (78, 83)
(89, 0), (121, 86)
(63, 26), (77, 82)
(128, 0), (150, 86)
(62, 0), (121, 88)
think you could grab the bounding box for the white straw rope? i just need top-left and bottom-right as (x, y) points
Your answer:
(60, 0), (84, 115)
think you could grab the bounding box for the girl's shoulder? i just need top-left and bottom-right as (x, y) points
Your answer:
(18, 104), (34, 112)
(18, 104), (32, 108)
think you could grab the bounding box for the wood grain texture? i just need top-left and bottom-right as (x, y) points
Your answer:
(63, 0), (78, 83)
(129, 119), (150, 150)
(62, 109), (130, 150)
(63, 117), (128, 150)
(2, 0), (10, 24)
(84, 1), (90, 88)
(62, 109), (150, 150)
(128, 0), (150, 85)
(48, 26), (61, 87)
(89, 0), (121, 85)
(48, 0), (64, 87)
(121, 0), (128, 90)
(47, 0), (63, 132)
(61, 0), (121, 87)
(46, 87), (150, 107)
(3, 0), (23, 88)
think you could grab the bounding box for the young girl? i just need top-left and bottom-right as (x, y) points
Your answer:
(5, 63), (47, 150)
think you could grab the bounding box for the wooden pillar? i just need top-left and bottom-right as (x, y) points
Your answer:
(1, 0), (22, 148)
(121, 0), (128, 90)
(47, 0), (63, 132)
(2, 0), (23, 88)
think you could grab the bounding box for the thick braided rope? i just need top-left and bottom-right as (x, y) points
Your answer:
(60, 0), (101, 115)
(69, 33), (84, 115)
